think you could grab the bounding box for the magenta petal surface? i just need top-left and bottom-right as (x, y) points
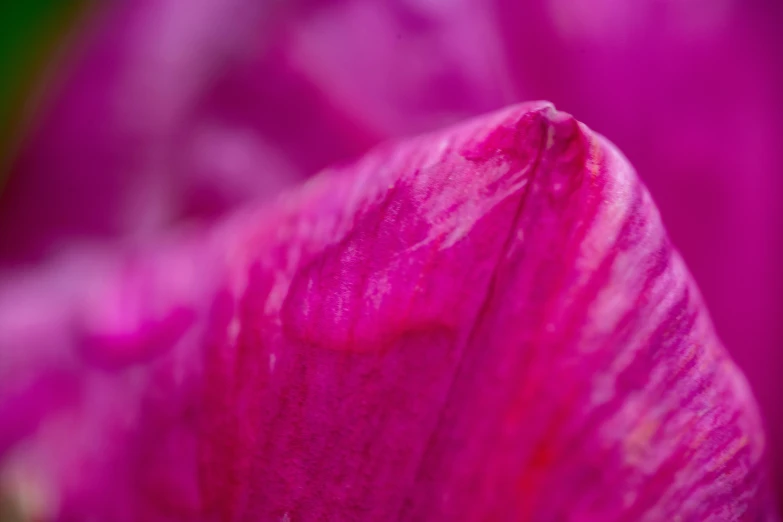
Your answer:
(0, 104), (777, 521)
(492, 0), (783, 483)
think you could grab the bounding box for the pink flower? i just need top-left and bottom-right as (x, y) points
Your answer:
(1, 102), (778, 520)
(0, 0), (781, 519)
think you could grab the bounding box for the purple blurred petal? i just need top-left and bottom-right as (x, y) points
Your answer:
(280, 0), (511, 136)
(0, 0), (271, 262)
(0, 0), (365, 264)
(0, 0), (514, 266)
(1, 104), (776, 520)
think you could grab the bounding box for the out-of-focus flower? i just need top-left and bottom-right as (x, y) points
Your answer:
(0, 0), (509, 263)
(0, 103), (778, 520)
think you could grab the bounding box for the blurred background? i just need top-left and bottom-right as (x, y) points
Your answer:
(1, 0), (781, 506)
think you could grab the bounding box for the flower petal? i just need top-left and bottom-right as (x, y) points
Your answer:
(493, 0), (783, 486)
(1, 104), (777, 520)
